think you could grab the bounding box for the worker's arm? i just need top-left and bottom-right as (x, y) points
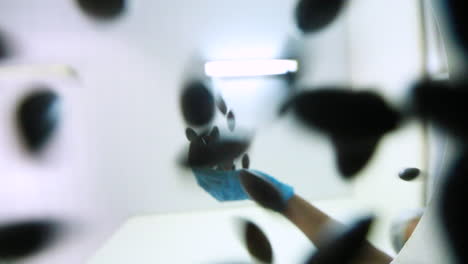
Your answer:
(283, 194), (393, 264)
(282, 194), (334, 243)
(193, 168), (393, 264)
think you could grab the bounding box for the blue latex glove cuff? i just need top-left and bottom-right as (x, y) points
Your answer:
(192, 168), (294, 204)
(249, 169), (295, 202)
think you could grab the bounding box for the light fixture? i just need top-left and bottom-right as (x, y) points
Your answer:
(204, 59), (298, 78)
(0, 64), (77, 79)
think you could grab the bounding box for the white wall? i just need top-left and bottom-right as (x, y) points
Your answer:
(0, 0), (353, 217)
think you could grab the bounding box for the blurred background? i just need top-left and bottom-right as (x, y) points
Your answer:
(0, 0), (452, 263)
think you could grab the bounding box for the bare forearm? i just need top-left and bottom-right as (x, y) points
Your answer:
(282, 195), (393, 264)
(282, 195), (337, 243)
(354, 242), (394, 264)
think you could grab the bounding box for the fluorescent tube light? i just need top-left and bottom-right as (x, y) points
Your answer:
(205, 59), (298, 77)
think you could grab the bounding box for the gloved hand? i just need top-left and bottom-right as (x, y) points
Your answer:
(192, 168), (294, 205)
(187, 94), (294, 208)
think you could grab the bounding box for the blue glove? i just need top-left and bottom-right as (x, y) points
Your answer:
(250, 169), (295, 202)
(192, 168), (294, 203)
(192, 168), (249, 201)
